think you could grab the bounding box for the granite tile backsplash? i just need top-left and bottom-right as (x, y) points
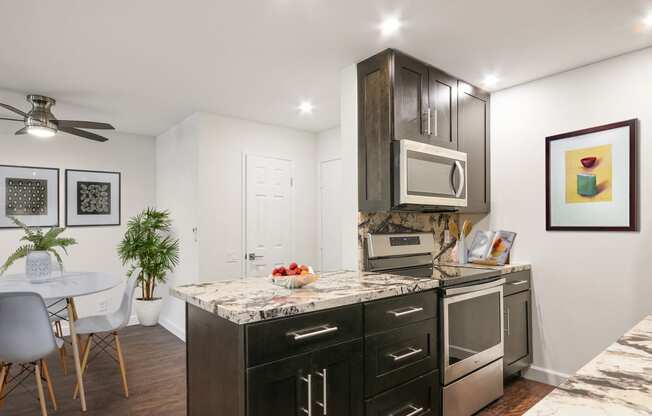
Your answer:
(358, 212), (457, 270)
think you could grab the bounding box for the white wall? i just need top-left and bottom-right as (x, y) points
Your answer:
(156, 115), (200, 339)
(0, 126), (156, 317)
(195, 113), (319, 281)
(340, 64), (359, 271)
(317, 127), (342, 271)
(156, 113), (320, 338)
(490, 47), (652, 384)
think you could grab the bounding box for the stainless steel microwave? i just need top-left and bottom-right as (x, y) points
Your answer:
(392, 139), (467, 211)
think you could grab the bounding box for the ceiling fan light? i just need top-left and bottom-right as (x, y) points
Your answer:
(26, 125), (56, 138)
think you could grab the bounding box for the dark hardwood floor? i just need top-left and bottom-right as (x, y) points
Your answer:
(1, 325), (553, 416)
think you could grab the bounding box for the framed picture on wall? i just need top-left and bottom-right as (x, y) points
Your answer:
(0, 165), (60, 228)
(66, 169), (121, 227)
(546, 119), (637, 231)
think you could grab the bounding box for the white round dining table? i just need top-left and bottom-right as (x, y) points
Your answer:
(0, 271), (123, 412)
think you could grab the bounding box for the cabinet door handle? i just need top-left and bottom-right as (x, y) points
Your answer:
(390, 404), (424, 416)
(505, 307), (511, 336)
(315, 369), (328, 415)
(388, 347), (423, 362)
(387, 306), (423, 317)
(288, 325), (339, 341)
(427, 108), (432, 135)
(508, 280), (528, 286)
(300, 374), (312, 416)
(434, 108), (438, 137)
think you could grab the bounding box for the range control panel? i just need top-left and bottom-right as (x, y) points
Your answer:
(368, 233), (434, 259)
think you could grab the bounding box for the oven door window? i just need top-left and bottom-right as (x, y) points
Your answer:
(447, 291), (501, 366)
(406, 150), (461, 198)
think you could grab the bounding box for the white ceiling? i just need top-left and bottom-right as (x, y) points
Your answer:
(1, 0), (652, 136)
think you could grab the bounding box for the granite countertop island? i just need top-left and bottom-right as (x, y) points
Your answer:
(525, 316), (652, 415)
(171, 270), (440, 325)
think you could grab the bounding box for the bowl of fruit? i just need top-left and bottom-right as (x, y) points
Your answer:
(270, 262), (319, 289)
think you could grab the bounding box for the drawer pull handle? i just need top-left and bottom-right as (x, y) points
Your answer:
(289, 325), (339, 341)
(390, 404), (424, 416)
(300, 374), (312, 416)
(315, 369), (328, 415)
(388, 347), (423, 362)
(508, 280), (528, 286)
(387, 306), (424, 317)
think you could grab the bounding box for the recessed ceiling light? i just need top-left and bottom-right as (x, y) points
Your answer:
(298, 101), (314, 115)
(379, 16), (402, 36)
(643, 13), (652, 27)
(482, 74), (499, 88)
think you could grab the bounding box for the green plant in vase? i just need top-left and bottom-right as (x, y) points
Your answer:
(118, 208), (179, 326)
(0, 217), (77, 280)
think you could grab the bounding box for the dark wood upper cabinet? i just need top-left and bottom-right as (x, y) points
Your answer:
(428, 68), (458, 149)
(357, 48), (490, 213)
(457, 81), (490, 213)
(394, 52), (430, 143)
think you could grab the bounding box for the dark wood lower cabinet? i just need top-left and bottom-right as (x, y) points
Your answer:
(187, 291), (441, 416)
(366, 371), (441, 416)
(247, 352), (312, 416)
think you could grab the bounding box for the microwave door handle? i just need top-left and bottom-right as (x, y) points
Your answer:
(454, 160), (465, 197)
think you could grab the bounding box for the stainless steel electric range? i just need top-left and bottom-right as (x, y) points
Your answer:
(367, 232), (505, 416)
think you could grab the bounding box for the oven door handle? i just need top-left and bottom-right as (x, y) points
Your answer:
(443, 278), (506, 296)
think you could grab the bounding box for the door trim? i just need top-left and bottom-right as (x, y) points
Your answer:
(242, 152), (296, 278)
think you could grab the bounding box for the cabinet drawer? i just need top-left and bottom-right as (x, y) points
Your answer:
(246, 305), (363, 367)
(365, 319), (438, 397)
(503, 270), (530, 296)
(366, 370), (440, 416)
(365, 291), (436, 334)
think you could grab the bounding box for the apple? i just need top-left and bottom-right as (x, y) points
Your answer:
(289, 262), (298, 270)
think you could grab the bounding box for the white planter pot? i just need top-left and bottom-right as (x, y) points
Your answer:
(26, 251), (52, 281)
(135, 298), (163, 326)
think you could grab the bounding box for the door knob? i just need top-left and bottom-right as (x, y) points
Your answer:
(247, 253), (264, 261)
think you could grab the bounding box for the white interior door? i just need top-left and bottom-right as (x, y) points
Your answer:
(245, 155), (293, 277)
(320, 159), (342, 272)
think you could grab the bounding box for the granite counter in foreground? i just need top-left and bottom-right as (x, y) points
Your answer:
(525, 315), (652, 415)
(171, 271), (440, 325)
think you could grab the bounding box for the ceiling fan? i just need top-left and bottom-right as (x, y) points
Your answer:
(0, 94), (114, 142)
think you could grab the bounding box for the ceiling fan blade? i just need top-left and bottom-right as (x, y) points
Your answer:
(55, 120), (115, 130)
(15, 127), (27, 135)
(0, 103), (27, 117)
(0, 117), (22, 122)
(60, 127), (109, 142)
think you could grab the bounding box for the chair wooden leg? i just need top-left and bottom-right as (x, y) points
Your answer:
(73, 334), (93, 399)
(0, 363), (9, 409)
(114, 332), (129, 398)
(42, 360), (57, 411)
(34, 362), (48, 416)
(54, 321), (68, 376)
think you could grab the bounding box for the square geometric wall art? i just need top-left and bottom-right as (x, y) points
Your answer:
(0, 165), (60, 228)
(546, 119), (637, 231)
(66, 169), (120, 226)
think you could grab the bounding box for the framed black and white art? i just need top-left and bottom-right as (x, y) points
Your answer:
(66, 169), (121, 227)
(0, 165), (60, 228)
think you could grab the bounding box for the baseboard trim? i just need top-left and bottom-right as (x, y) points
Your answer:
(159, 316), (186, 342)
(522, 365), (570, 386)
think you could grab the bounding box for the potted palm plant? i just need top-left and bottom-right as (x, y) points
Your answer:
(0, 217), (77, 280)
(118, 208), (179, 326)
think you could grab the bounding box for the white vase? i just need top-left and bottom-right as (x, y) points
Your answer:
(456, 237), (468, 265)
(135, 298), (163, 326)
(25, 251), (52, 281)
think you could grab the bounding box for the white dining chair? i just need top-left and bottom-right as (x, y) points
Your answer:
(0, 292), (61, 416)
(73, 268), (140, 399)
